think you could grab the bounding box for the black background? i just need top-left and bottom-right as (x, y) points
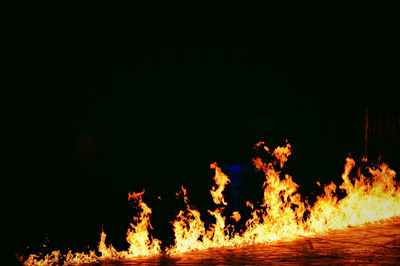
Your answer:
(6, 1), (398, 264)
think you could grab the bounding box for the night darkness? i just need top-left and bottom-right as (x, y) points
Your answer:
(6, 2), (399, 264)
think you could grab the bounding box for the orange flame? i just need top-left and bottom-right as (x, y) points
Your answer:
(23, 251), (61, 266)
(167, 186), (208, 255)
(166, 163), (239, 255)
(125, 189), (161, 257)
(23, 141), (400, 265)
(24, 190), (160, 265)
(231, 211), (241, 222)
(210, 162), (230, 205)
(272, 142), (291, 168)
(99, 189), (161, 259)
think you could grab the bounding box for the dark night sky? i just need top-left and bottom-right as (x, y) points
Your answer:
(6, 1), (398, 264)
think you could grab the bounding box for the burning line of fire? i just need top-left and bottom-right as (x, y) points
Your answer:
(23, 141), (400, 265)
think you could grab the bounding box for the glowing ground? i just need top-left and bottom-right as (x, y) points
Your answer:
(83, 217), (400, 265)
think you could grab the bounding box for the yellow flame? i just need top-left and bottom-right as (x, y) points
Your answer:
(23, 141), (400, 265)
(167, 186), (208, 255)
(231, 211), (241, 222)
(167, 163), (235, 255)
(272, 142), (291, 168)
(23, 251), (61, 266)
(125, 189), (161, 257)
(210, 162), (230, 205)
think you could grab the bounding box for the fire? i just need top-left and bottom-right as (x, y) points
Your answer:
(23, 251), (61, 266)
(307, 159), (400, 232)
(125, 190), (161, 257)
(231, 211), (241, 222)
(241, 142), (308, 245)
(96, 189), (161, 259)
(166, 186), (207, 254)
(23, 189), (161, 265)
(22, 141), (400, 265)
(166, 162), (235, 255)
(210, 162), (230, 205)
(271, 142), (291, 168)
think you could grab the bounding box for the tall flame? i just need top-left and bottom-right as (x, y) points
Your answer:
(97, 189), (161, 259)
(125, 190), (161, 257)
(23, 141), (400, 265)
(167, 186), (208, 255)
(210, 162), (230, 205)
(166, 162), (234, 255)
(242, 142), (307, 245)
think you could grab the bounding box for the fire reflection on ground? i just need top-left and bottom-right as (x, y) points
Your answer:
(94, 218), (400, 265)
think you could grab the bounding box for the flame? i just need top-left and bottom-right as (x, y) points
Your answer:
(271, 142), (291, 168)
(231, 211), (241, 222)
(64, 250), (97, 265)
(166, 163), (235, 255)
(96, 189), (161, 260)
(210, 162), (230, 205)
(24, 190), (160, 265)
(307, 159), (400, 232)
(23, 251), (61, 266)
(23, 141), (400, 265)
(242, 146), (307, 245)
(125, 189), (161, 257)
(167, 186), (208, 254)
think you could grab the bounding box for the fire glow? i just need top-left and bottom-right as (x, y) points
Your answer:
(23, 141), (400, 265)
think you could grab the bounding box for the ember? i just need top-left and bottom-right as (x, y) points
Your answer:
(22, 142), (400, 265)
